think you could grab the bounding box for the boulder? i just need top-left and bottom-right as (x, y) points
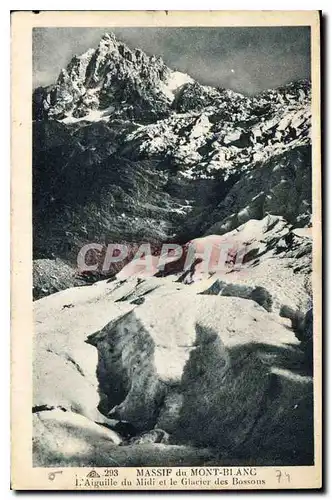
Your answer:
(200, 280), (273, 312)
(127, 429), (170, 445)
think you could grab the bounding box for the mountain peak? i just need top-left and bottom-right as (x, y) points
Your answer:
(34, 32), (199, 123)
(98, 31), (122, 51)
(100, 31), (116, 41)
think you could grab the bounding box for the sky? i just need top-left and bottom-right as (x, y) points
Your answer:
(33, 27), (311, 95)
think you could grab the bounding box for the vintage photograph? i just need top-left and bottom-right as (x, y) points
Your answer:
(11, 10), (322, 490)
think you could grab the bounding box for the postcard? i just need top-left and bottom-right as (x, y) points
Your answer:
(11, 10), (322, 490)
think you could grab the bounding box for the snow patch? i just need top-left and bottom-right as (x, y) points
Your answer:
(160, 71), (194, 101)
(61, 106), (115, 124)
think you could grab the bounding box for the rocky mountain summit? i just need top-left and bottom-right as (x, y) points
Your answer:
(33, 33), (314, 467)
(33, 32), (194, 123)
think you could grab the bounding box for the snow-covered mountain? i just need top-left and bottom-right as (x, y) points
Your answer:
(33, 32), (312, 295)
(33, 32), (311, 183)
(33, 32), (195, 123)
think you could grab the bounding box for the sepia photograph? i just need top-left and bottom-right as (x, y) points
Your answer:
(11, 10), (322, 490)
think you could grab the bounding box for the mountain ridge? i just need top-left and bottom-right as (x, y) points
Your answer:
(33, 32), (312, 298)
(33, 31), (310, 125)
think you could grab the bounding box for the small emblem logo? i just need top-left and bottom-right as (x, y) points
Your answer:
(86, 470), (101, 478)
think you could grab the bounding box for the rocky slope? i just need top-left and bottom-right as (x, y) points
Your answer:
(33, 32), (314, 467)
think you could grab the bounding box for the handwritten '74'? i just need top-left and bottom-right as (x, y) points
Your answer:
(275, 470), (291, 483)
